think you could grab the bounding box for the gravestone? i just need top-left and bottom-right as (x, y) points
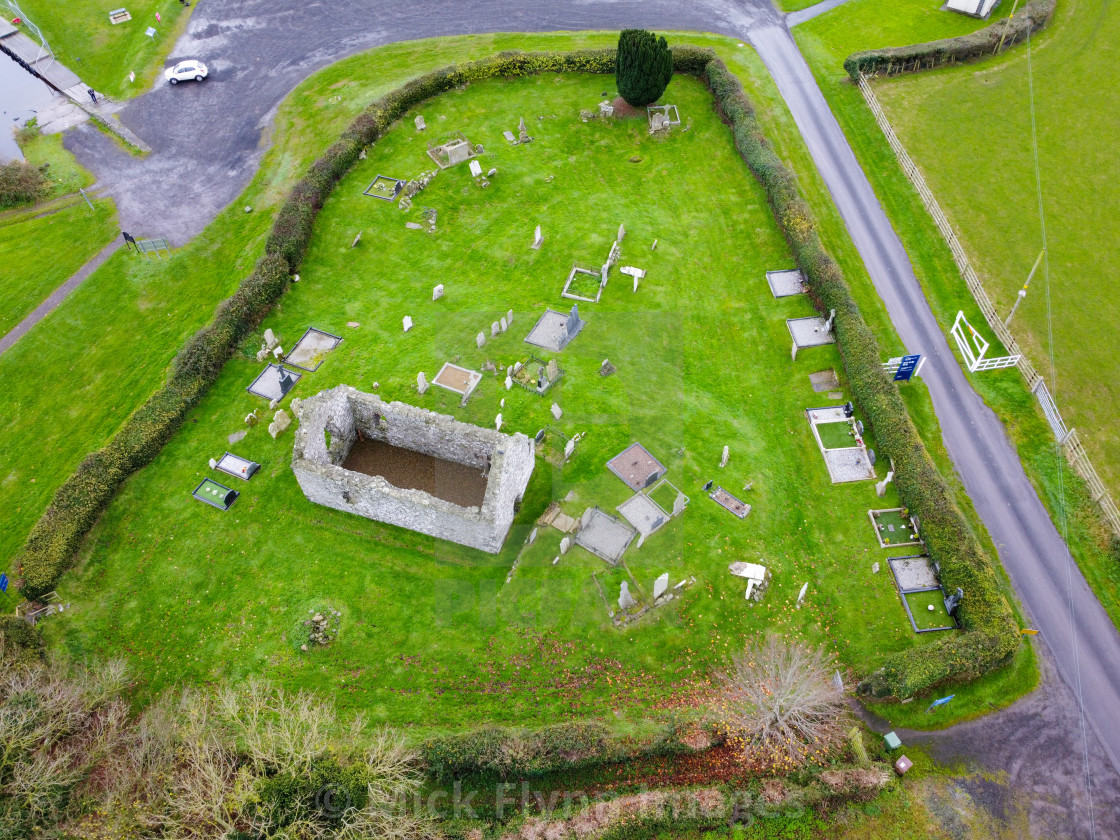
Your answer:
(875, 469), (895, 498)
(535, 429), (546, 444)
(651, 239), (658, 251)
(702, 480), (713, 492)
(618, 581), (636, 610)
(507, 309), (514, 325)
(567, 304), (582, 338)
(405, 222), (424, 230)
(560, 536), (571, 555)
(868, 449), (876, 466)
(208, 457), (218, 470)
(469, 159), (483, 178)
(600, 359), (616, 376)
(617, 223), (625, 242)
(492, 321), (500, 337)
(433, 284), (444, 301)
(519, 116), (527, 133)
(403, 316), (414, 332)
(599, 100), (614, 117)
(796, 582), (808, 608)
(505, 374), (512, 390)
(672, 493), (686, 516)
(872, 561), (880, 574)
(229, 429), (247, 445)
(551, 403), (563, 420)
(504, 130), (516, 142)
(415, 115), (426, 130)
(273, 345), (284, 359)
(824, 308), (836, 333)
(650, 112), (666, 132)
(633, 275), (640, 293)
(264, 328), (279, 350)
(500, 317), (507, 332)
(417, 372), (429, 394)
(720, 446), (729, 468)
(256, 347), (269, 362)
(532, 225), (543, 250)
(268, 410), (291, 439)
(495, 413), (503, 431)
(564, 438), (575, 459)
(446, 140), (472, 165)
(477, 332), (486, 349)
(653, 573), (669, 599)
(245, 411), (259, 426)
(944, 587), (964, 615)
(528, 527), (538, 545)
(546, 359), (560, 383)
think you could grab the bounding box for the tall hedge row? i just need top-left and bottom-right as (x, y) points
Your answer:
(699, 58), (1019, 697)
(16, 46), (1018, 698)
(844, 0), (1057, 79)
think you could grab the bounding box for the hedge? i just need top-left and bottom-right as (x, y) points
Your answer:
(698, 57), (1018, 697)
(844, 0), (1057, 80)
(16, 45), (1017, 698)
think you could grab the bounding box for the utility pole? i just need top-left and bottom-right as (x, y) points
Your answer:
(1005, 247), (1045, 328)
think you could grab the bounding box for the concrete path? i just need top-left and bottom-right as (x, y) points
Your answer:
(13, 2), (1120, 835)
(786, 0), (854, 27)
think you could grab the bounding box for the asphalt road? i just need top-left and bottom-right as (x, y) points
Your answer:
(53, 2), (1120, 836)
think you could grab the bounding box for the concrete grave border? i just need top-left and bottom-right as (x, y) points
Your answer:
(806, 406), (876, 483)
(606, 442), (667, 492)
(192, 477), (238, 511)
(512, 354), (564, 395)
(561, 265), (604, 303)
(887, 554), (959, 634)
(363, 175), (406, 201)
(575, 506), (637, 565)
(868, 507), (923, 549)
(283, 327), (343, 372)
(709, 485), (750, 519)
(787, 316), (836, 349)
(433, 362), (483, 400)
(524, 307), (584, 353)
(247, 363), (301, 402)
(216, 452), (260, 481)
(766, 269), (807, 298)
(617, 492), (669, 538)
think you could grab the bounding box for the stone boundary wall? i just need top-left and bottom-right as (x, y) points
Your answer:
(291, 386), (534, 553)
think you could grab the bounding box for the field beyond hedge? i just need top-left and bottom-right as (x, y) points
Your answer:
(44, 71), (957, 731)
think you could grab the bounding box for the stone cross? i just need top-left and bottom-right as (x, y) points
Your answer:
(560, 536), (570, 555)
(618, 581), (636, 609)
(414, 115), (426, 130)
(432, 284), (444, 301)
(403, 315), (413, 332)
(551, 403), (563, 420)
(875, 469), (895, 498)
(564, 438), (575, 459)
(495, 413), (503, 431)
(417, 371), (429, 394)
(720, 446), (729, 468)
(476, 332), (486, 349)
(532, 225), (543, 249)
(653, 573), (669, 599)
(617, 223), (626, 242)
(944, 587), (964, 615)
(492, 321), (500, 337)
(796, 582), (809, 608)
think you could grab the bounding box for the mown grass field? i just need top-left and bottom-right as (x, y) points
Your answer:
(44, 69), (970, 733)
(15, 0), (193, 98)
(791, 0), (1120, 642)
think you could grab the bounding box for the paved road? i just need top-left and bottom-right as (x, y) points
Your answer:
(47, 1), (1120, 836)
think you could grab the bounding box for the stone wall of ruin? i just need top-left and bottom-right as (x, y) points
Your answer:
(291, 386), (534, 554)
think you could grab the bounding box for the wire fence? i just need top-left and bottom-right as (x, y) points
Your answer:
(857, 73), (1120, 536)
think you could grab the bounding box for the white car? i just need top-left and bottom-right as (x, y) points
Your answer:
(164, 60), (208, 85)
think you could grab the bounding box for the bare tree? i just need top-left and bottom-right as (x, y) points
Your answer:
(715, 634), (847, 767)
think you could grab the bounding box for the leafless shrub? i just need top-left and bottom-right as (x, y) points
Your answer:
(714, 634), (847, 768)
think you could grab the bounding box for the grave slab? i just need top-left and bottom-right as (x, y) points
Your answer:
(607, 442), (666, 491)
(283, 327), (342, 372)
(247, 364), (301, 402)
(216, 452), (260, 481)
(433, 363), (483, 400)
(787, 316), (836, 348)
(575, 507), (637, 565)
(524, 307), (584, 352)
(766, 269), (807, 298)
(618, 492), (669, 537)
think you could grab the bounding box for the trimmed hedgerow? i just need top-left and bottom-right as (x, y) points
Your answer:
(700, 57), (1018, 698)
(16, 45), (1016, 698)
(423, 721), (613, 781)
(844, 0), (1057, 80)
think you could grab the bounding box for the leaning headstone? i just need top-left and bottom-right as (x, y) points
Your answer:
(653, 573), (669, 600)
(551, 403), (563, 420)
(492, 321), (500, 337)
(495, 413), (503, 431)
(403, 316), (414, 332)
(417, 371), (429, 394)
(528, 527), (538, 545)
(618, 581), (636, 609)
(415, 115), (426, 131)
(546, 359), (559, 383)
(796, 582), (808, 608)
(477, 332), (486, 349)
(532, 225), (543, 250)
(720, 446), (729, 468)
(245, 411), (259, 426)
(617, 223), (626, 242)
(651, 239), (658, 251)
(560, 536), (571, 555)
(500, 316), (507, 333)
(264, 328), (279, 350)
(564, 438), (575, 459)
(208, 457), (218, 470)
(507, 309), (514, 325)
(433, 284), (444, 301)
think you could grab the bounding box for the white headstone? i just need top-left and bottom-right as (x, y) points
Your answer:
(417, 371), (429, 394)
(433, 283), (444, 301)
(208, 458), (218, 470)
(824, 308), (836, 333)
(469, 159), (483, 178)
(495, 413), (503, 431)
(796, 582), (809, 607)
(263, 328), (279, 349)
(564, 438), (575, 459)
(618, 581), (636, 609)
(617, 223), (626, 242)
(476, 332), (486, 348)
(872, 562), (880, 574)
(505, 374), (513, 390)
(500, 316), (507, 332)
(653, 573), (669, 599)
(560, 536), (571, 555)
(403, 315), (413, 332)
(720, 446), (729, 468)
(272, 345), (284, 359)
(532, 225), (543, 249)
(500, 398), (505, 407)
(415, 115), (426, 131)
(633, 275), (640, 293)
(528, 527), (538, 545)
(672, 493), (686, 516)
(491, 321), (500, 337)
(269, 398), (279, 410)
(551, 403), (563, 420)
(507, 309), (514, 325)
(651, 239), (658, 251)
(268, 410), (291, 439)
(636, 532), (647, 549)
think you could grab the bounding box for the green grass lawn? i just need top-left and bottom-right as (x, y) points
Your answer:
(43, 70), (956, 733)
(814, 418), (857, 449)
(15, 0), (193, 98)
(18, 128), (96, 197)
(903, 590), (954, 632)
(792, 0), (1120, 638)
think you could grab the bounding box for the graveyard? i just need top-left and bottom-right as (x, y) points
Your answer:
(43, 69), (963, 731)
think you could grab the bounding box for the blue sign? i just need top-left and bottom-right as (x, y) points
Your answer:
(926, 694), (955, 713)
(0, 573), (7, 593)
(894, 354), (922, 382)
